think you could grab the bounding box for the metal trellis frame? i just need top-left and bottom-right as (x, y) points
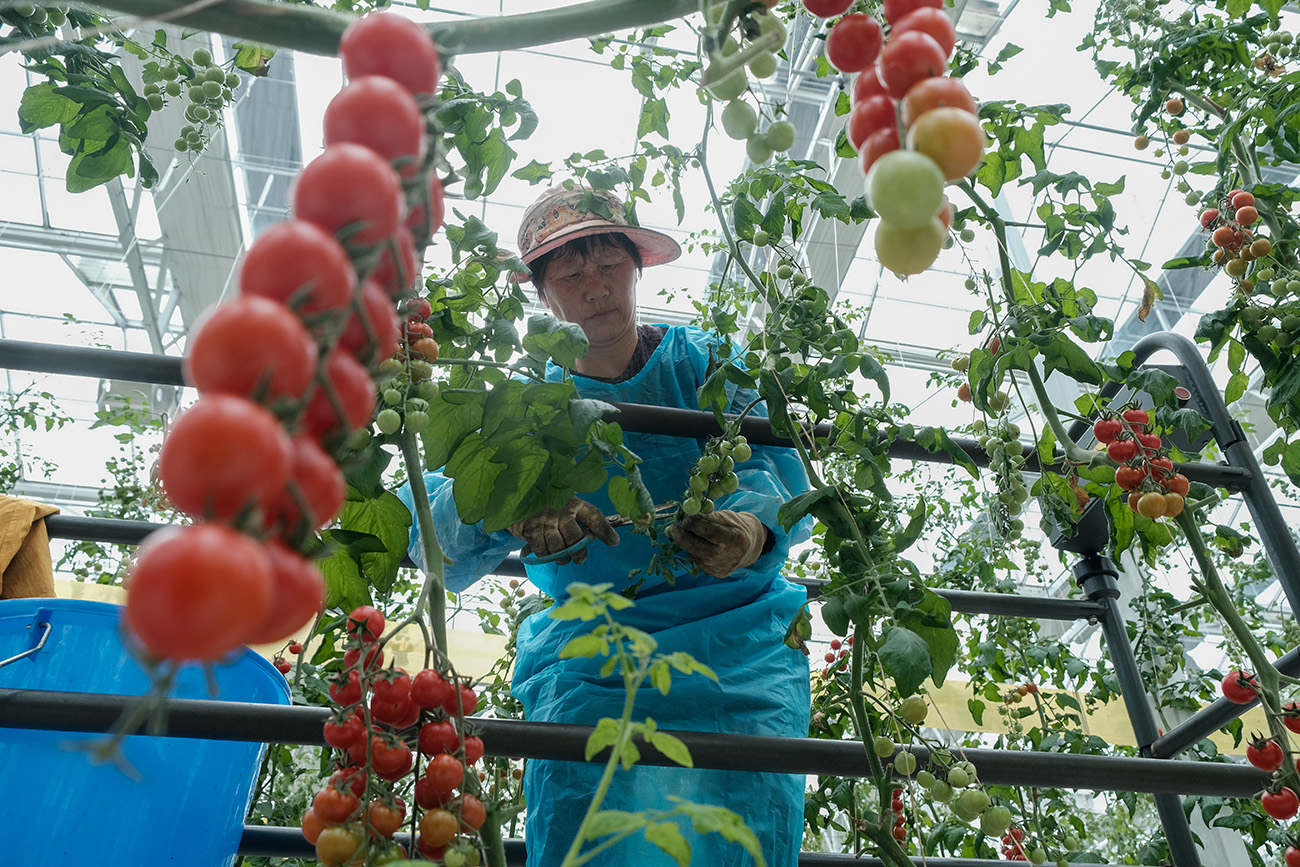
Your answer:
(3, 333), (1298, 866)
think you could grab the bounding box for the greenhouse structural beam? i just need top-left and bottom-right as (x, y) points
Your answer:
(236, 826), (1159, 866)
(0, 338), (1250, 489)
(43, 514), (1107, 623)
(0, 688), (1269, 797)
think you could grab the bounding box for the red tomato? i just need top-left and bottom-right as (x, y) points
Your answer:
(370, 737), (414, 780)
(372, 669), (412, 704)
(300, 351), (377, 443)
(859, 125), (901, 175)
(1221, 669), (1257, 704)
(878, 31), (948, 100)
(300, 808), (326, 845)
(457, 793), (486, 831)
(372, 225), (420, 297)
(347, 605), (386, 642)
(1135, 431), (1162, 452)
(406, 297), (433, 321)
(442, 681), (479, 716)
(1115, 465), (1146, 491)
(331, 669), (364, 707)
(846, 94), (898, 152)
(339, 11), (442, 97)
(125, 525), (272, 660)
(293, 143), (404, 247)
(406, 171), (446, 240)
(1107, 438), (1138, 462)
(414, 776), (455, 809)
(1092, 417), (1123, 444)
(882, 0), (943, 23)
(262, 436), (346, 537)
(368, 800), (405, 837)
(890, 8), (956, 57)
(1286, 846), (1300, 867)
(411, 669), (454, 710)
(338, 278), (401, 363)
(240, 220), (356, 315)
(1263, 787), (1299, 820)
(324, 76), (427, 178)
(1247, 737), (1284, 771)
(1121, 407), (1150, 428)
(1199, 207), (1220, 228)
(344, 644), (385, 672)
(424, 753), (465, 790)
(242, 540), (325, 645)
(419, 720), (461, 756)
(313, 785), (361, 824)
(1162, 473), (1190, 497)
(157, 394), (293, 521)
(419, 808), (458, 848)
(1283, 702), (1300, 733)
(1145, 456), (1174, 483)
(463, 734), (485, 765)
(825, 13), (883, 73)
(323, 715), (366, 751)
(802, 0), (853, 17)
(184, 296), (317, 404)
(329, 764), (367, 797)
(852, 66), (888, 104)
(900, 75), (976, 128)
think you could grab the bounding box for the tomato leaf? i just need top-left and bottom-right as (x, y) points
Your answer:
(482, 443), (550, 533)
(445, 433), (505, 526)
(968, 698), (986, 726)
(645, 820), (691, 866)
(338, 492), (412, 595)
(646, 730), (693, 767)
(421, 391), (484, 471)
(318, 547), (370, 612)
(913, 427), (979, 478)
(878, 626), (932, 697)
(559, 633), (607, 659)
(584, 717), (622, 761)
(585, 810), (644, 840)
(671, 798), (767, 866)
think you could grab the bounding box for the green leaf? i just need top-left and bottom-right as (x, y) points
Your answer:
(560, 633), (607, 659)
(17, 82), (79, 132)
(858, 354), (891, 403)
(878, 626), (932, 696)
(585, 717), (622, 761)
(421, 391), (485, 471)
(337, 492), (412, 594)
(968, 698), (986, 726)
(637, 97), (671, 139)
(318, 548), (370, 612)
(483, 445), (549, 532)
(512, 159), (553, 183)
(672, 798), (767, 867)
(777, 485), (839, 530)
(1224, 372), (1248, 406)
(647, 730), (693, 767)
(231, 42), (275, 76)
(913, 427), (978, 477)
(894, 498), (928, 553)
(67, 136), (133, 193)
(585, 810), (644, 840)
(1041, 332), (1105, 385)
(445, 433), (505, 526)
(645, 821), (691, 866)
(523, 313), (589, 368)
(995, 43), (1023, 62)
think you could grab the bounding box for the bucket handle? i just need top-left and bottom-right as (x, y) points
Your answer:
(0, 620), (52, 669)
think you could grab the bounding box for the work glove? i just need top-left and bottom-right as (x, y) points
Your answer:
(668, 510), (769, 579)
(507, 497), (619, 566)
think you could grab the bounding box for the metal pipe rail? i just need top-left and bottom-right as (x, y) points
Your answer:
(0, 688), (1268, 797)
(237, 826), (1159, 866)
(0, 338), (1250, 490)
(43, 514), (1106, 621)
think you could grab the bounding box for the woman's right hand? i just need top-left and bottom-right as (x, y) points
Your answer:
(507, 497), (619, 565)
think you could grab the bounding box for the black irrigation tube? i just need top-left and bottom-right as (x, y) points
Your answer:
(0, 688), (1269, 797)
(43, 514), (1106, 622)
(237, 826), (1160, 866)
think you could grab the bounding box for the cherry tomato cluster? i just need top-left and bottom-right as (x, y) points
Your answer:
(1092, 408), (1189, 520)
(814, 0), (982, 276)
(819, 634), (852, 677)
(305, 606), (487, 865)
(1201, 189), (1275, 293)
(124, 11), (446, 664)
(374, 297), (441, 437)
(889, 786), (909, 843)
(997, 825), (1046, 862)
(678, 434), (752, 518)
(704, 5), (795, 163)
(970, 417), (1029, 541)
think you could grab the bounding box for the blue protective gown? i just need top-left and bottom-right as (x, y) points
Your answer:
(399, 324), (811, 867)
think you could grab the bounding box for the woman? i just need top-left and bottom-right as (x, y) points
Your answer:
(401, 185), (810, 866)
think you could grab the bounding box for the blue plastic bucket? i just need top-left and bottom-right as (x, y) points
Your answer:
(0, 598), (290, 865)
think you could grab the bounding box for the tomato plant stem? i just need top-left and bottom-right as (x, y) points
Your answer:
(400, 429), (448, 654)
(481, 806), (508, 867)
(90, 0), (697, 57)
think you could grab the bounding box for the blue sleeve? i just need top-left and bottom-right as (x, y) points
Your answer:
(395, 471), (523, 595)
(682, 327), (813, 574)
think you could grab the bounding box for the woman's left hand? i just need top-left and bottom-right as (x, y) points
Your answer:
(668, 511), (769, 578)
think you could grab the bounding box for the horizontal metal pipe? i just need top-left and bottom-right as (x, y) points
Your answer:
(0, 689), (1266, 796)
(236, 826), (1146, 867)
(45, 515), (1101, 621)
(3, 339), (1246, 487)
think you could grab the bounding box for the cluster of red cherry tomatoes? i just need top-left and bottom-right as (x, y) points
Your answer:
(123, 11), (445, 663)
(304, 606), (488, 865)
(1201, 189), (1271, 293)
(1221, 670), (1300, 823)
(889, 786), (909, 843)
(1091, 408), (1189, 520)
(807, 0), (984, 276)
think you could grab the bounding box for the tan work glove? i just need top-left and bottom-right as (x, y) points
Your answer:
(668, 510), (769, 578)
(507, 497), (619, 566)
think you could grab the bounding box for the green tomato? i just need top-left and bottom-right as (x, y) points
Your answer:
(957, 789), (990, 815)
(383, 388), (403, 406)
(225, 71), (240, 88)
(1063, 835), (1080, 851)
(721, 99), (758, 140)
(144, 82), (160, 96)
(192, 47), (213, 66)
(1172, 159), (1188, 175)
(444, 848), (467, 867)
(979, 804), (1013, 837)
(689, 473), (710, 493)
(161, 64), (179, 80)
(951, 355), (970, 372)
(960, 227), (976, 242)
(720, 455), (735, 473)
(700, 498), (715, 514)
(872, 736), (895, 757)
(866, 150), (946, 230)
(916, 769), (936, 788)
(898, 695), (928, 725)
(682, 497), (702, 516)
(749, 51), (778, 79)
(706, 66), (747, 101)
(766, 120), (796, 152)
(751, 228), (771, 246)
(947, 767), (971, 788)
(988, 391), (1011, 413)
(757, 9), (786, 41)
(893, 751), (918, 776)
(405, 410), (430, 433)
(1028, 848), (1047, 865)
(418, 379), (442, 401)
(376, 408), (402, 434)
(776, 262), (793, 280)
(202, 79), (223, 99)
(731, 442), (752, 462)
(1289, 279), (1300, 294)
(173, 138), (189, 152)
(147, 93), (164, 111)
(165, 80), (182, 97)
(187, 85), (206, 103)
(698, 453), (721, 474)
(746, 133), (773, 164)
(929, 780), (953, 802)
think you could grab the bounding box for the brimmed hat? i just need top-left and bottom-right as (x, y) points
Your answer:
(517, 186), (681, 271)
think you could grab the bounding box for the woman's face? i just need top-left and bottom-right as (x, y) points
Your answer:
(539, 240), (639, 351)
